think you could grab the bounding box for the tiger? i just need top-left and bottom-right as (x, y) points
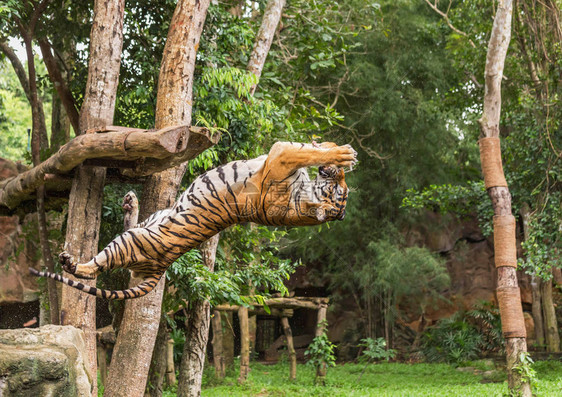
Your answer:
(30, 141), (357, 299)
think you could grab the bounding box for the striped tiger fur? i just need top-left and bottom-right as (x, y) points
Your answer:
(31, 141), (357, 299)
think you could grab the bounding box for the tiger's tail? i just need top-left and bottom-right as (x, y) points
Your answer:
(29, 268), (163, 300)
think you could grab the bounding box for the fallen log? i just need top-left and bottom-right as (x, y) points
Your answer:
(0, 125), (217, 209)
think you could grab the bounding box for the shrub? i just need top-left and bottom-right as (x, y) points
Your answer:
(420, 314), (483, 364)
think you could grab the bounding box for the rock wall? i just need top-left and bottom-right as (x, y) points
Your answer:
(0, 158), (41, 304)
(0, 325), (92, 396)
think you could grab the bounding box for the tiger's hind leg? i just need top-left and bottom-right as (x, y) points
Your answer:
(59, 251), (99, 279)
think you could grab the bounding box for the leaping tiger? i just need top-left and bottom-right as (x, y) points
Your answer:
(30, 141), (356, 299)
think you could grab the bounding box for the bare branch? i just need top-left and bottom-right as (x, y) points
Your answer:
(38, 39), (80, 134)
(423, 0), (476, 48)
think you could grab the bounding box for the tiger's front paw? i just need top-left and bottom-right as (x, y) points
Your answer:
(59, 251), (77, 274)
(331, 144), (357, 168)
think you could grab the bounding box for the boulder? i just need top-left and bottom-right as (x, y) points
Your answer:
(0, 325), (92, 396)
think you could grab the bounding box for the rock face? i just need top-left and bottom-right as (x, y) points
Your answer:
(0, 325), (92, 396)
(0, 158), (41, 304)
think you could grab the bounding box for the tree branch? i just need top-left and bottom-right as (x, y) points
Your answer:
(38, 38), (80, 134)
(0, 41), (31, 101)
(423, 0), (476, 48)
(0, 125), (217, 209)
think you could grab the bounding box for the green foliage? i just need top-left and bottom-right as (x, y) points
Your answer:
(421, 304), (504, 365)
(358, 337), (396, 363)
(401, 182), (494, 236)
(465, 302), (505, 354)
(420, 314), (483, 365)
(513, 352), (537, 389)
(305, 328), (337, 373)
(164, 224), (299, 315)
(519, 194), (562, 280)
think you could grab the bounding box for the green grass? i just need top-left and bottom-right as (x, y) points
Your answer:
(190, 360), (562, 397)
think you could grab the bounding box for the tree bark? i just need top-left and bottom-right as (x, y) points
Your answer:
(541, 277), (560, 352)
(281, 316), (297, 380)
(177, 234), (220, 397)
(59, 2), (125, 396)
(38, 38), (80, 134)
(238, 306), (250, 384)
(211, 310), (226, 378)
(105, 1), (211, 395)
(166, 337), (177, 386)
(315, 303), (328, 384)
(477, 1), (530, 395)
(0, 125), (214, 210)
(247, 0), (286, 95)
(145, 317), (170, 397)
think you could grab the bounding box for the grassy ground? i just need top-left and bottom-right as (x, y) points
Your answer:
(167, 360), (562, 397)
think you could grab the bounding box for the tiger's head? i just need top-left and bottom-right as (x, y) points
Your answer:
(311, 165), (348, 223)
(259, 164), (349, 226)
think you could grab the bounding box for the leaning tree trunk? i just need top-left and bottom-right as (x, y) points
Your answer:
(59, 1), (125, 395)
(281, 316), (297, 381)
(247, 0), (286, 95)
(105, 1), (211, 395)
(477, 1), (531, 395)
(177, 234), (220, 397)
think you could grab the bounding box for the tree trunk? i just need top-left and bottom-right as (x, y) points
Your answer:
(281, 316), (296, 381)
(177, 234), (220, 397)
(60, 2), (125, 395)
(520, 203), (545, 347)
(7, 15), (59, 326)
(247, 0), (286, 95)
(223, 312), (235, 367)
(238, 306), (250, 384)
(166, 337), (177, 386)
(477, 1), (530, 395)
(145, 317), (170, 397)
(211, 310), (226, 378)
(315, 303), (328, 384)
(541, 277), (560, 352)
(50, 91), (71, 151)
(105, 1), (210, 395)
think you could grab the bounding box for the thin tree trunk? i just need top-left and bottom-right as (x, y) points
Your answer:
(166, 337), (177, 386)
(177, 234), (220, 397)
(281, 316), (296, 381)
(59, 3), (125, 395)
(106, 1), (210, 395)
(238, 306), (250, 384)
(315, 303), (328, 384)
(211, 310), (226, 378)
(8, 12), (59, 326)
(247, 0), (286, 95)
(223, 312), (235, 367)
(36, 185), (59, 324)
(541, 276), (560, 352)
(521, 203), (545, 347)
(478, 1), (530, 395)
